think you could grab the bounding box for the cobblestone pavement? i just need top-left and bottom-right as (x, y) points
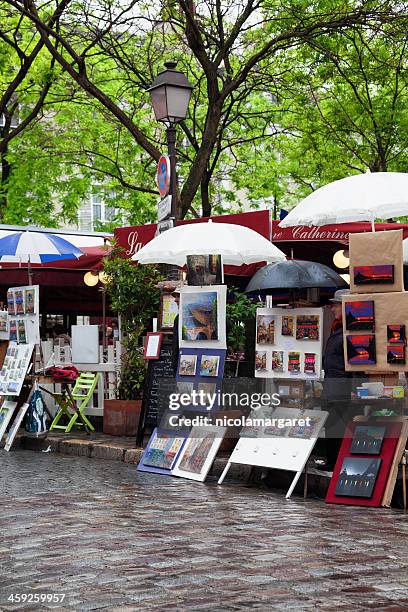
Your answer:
(1, 451), (408, 611)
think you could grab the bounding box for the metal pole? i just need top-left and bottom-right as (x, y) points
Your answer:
(166, 125), (178, 222)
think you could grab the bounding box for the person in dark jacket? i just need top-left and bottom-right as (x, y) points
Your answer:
(323, 288), (356, 470)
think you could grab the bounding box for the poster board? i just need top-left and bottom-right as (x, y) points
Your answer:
(255, 307), (324, 380)
(0, 343), (34, 396)
(4, 402), (30, 451)
(349, 230), (404, 294)
(71, 325), (99, 364)
(0, 400), (17, 442)
(179, 285), (227, 350)
(342, 292), (408, 372)
(325, 418), (405, 507)
(7, 284), (40, 345)
(173, 425), (227, 482)
(218, 407), (327, 498)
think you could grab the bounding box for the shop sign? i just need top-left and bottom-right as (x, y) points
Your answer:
(157, 195), (172, 222)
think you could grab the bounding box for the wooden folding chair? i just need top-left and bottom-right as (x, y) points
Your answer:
(49, 372), (99, 433)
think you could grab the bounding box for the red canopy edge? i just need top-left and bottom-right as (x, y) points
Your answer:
(273, 220), (408, 242)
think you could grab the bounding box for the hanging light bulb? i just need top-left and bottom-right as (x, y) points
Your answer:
(84, 271), (99, 287)
(333, 250), (350, 269)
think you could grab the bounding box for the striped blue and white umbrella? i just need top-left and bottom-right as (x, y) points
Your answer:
(0, 231), (84, 263)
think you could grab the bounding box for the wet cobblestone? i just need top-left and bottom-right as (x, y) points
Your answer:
(0, 450), (407, 610)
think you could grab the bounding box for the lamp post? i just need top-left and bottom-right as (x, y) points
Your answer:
(148, 61), (193, 221)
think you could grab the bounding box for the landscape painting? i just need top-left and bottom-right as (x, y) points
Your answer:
(347, 335), (376, 365)
(257, 315), (275, 344)
(334, 457), (382, 498)
(182, 291), (218, 341)
(178, 354), (197, 376)
(345, 301), (375, 331)
(143, 431), (185, 470)
(255, 351), (267, 372)
(177, 431), (217, 474)
(350, 426), (386, 455)
(387, 325), (405, 344)
(387, 344), (405, 365)
(353, 264), (394, 285)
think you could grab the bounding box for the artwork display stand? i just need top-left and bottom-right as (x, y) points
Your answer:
(218, 407), (328, 498)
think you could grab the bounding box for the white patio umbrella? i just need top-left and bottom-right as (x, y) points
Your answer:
(279, 172), (408, 228)
(132, 220), (286, 266)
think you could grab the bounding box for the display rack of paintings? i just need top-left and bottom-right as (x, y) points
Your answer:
(0, 343), (34, 396)
(6, 285), (40, 345)
(325, 417), (408, 507)
(219, 406), (328, 498)
(176, 347), (226, 411)
(255, 307), (325, 380)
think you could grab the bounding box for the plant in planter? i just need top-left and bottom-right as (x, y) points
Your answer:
(102, 248), (163, 435)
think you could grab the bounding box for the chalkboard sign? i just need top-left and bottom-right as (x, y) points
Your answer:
(140, 341), (174, 433)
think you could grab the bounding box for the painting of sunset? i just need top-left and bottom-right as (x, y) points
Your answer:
(345, 301), (375, 331)
(387, 344), (405, 365)
(347, 335), (376, 365)
(354, 264), (394, 285)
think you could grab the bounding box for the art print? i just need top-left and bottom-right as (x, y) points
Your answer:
(288, 352), (301, 373)
(178, 354), (197, 376)
(272, 351), (284, 372)
(387, 344), (405, 365)
(287, 416), (323, 439)
(143, 432), (185, 470)
(304, 353), (316, 374)
(296, 315), (319, 340)
(177, 431), (217, 474)
(387, 325), (405, 344)
(281, 315), (293, 337)
(353, 265), (394, 286)
(334, 457), (382, 498)
(347, 335), (376, 366)
(25, 288), (35, 314)
(200, 355), (220, 377)
(182, 291), (218, 341)
(0, 311), (8, 335)
(7, 291), (15, 315)
(14, 291), (24, 315)
(160, 293), (179, 330)
(255, 351), (267, 372)
(186, 254), (222, 286)
(17, 320), (27, 344)
(350, 426), (386, 455)
(256, 315), (275, 344)
(345, 301), (375, 332)
(9, 320), (17, 342)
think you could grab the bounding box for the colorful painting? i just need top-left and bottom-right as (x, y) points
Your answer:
(345, 301), (375, 331)
(304, 353), (316, 374)
(281, 315), (294, 337)
(272, 351), (284, 372)
(288, 416), (323, 439)
(288, 352), (301, 373)
(256, 315), (275, 344)
(387, 325), (405, 344)
(7, 291), (15, 315)
(353, 264), (394, 285)
(255, 351), (267, 372)
(296, 315), (319, 340)
(334, 457), (382, 498)
(0, 312), (8, 333)
(14, 291), (24, 315)
(182, 291), (218, 341)
(347, 335), (376, 365)
(160, 293), (179, 330)
(9, 320), (17, 342)
(17, 320), (26, 344)
(178, 354), (197, 376)
(143, 431), (185, 470)
(25, 288), (35, 314)
(186, 254), (222, 286)
(350, 426), (386, 455)
(387, 344), (405, 365)
(200, 355), (220, 377)
(177, 431), (217, 474)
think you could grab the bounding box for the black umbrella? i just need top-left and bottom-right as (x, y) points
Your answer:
(245, 260), (348, 292)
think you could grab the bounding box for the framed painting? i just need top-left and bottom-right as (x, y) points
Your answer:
(346, 335), (376, 365)
(0, 400), (17, 442)
(173, 425), (227, 482)
(159, 293), (179, 331)
(350, 425), (386, 455)
(353, 265), (394, 286)
(345, 301), (375, 331)
(137, 428), (187, 475)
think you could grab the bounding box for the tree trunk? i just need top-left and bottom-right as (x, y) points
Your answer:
(0, 144), (11, 221)
(201, 172), (211, 217)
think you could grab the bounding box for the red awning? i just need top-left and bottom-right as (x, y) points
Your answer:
(272, 220), (408, 242)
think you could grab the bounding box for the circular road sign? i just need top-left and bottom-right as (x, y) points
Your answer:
(156, 155), (171, 198)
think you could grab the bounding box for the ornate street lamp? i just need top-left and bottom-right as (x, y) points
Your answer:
(148, 61), (193, 220)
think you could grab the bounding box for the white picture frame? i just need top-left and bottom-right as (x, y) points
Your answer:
(71, 325), (99, 364)
(173, 425), (227, 482)
(179, 285), (227, 350)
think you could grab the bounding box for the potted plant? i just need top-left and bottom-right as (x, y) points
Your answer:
(102, 248), (162, 435)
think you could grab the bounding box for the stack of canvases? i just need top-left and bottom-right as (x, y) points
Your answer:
(326, 229), (408, 507)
